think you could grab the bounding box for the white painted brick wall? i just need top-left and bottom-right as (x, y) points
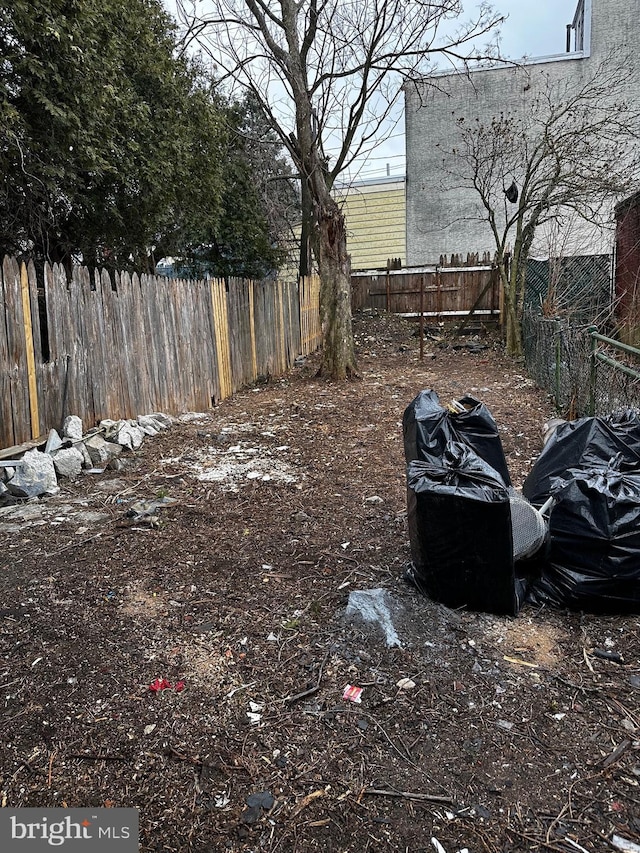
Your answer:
(404, 0), (640, 264)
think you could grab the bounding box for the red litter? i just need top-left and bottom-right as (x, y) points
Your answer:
(149, 677), (185, 692)
(343, 684), (363, 703)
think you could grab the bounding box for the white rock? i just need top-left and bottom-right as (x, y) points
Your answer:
(7, 449), (59, 498)
(52, 447), (84, 481)
(76, 442), (93, 469)
(99, 419), (122, 440)
(116, 422), (145, 450)
(150, 412), (173, 428)
(84, 434), (123, 466)
(44, 429), (63, 454)
(137, 414), (163, 435)
(62, 415), (83, 441)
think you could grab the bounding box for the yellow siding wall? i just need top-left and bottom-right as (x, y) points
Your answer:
(337, 180), (406, 271)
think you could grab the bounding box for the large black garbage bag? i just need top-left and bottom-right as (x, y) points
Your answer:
(523, 411), (640, 507)
(527, 458), (640, 613)
(407, 442), (518, 616)
(403, 389), (511, 485)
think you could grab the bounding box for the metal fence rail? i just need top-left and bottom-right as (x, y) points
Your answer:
(523, 309), (640, 417)
(589, 332), (640, 416)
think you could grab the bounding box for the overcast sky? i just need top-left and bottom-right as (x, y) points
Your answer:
(496, 0), (580, 61)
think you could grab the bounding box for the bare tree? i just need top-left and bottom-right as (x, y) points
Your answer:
(176, 0), (502, 379)
(449, 53), (640, 357)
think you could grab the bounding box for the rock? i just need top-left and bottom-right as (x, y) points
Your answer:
(62, 415), (83, 441)
(246, 791), (275, 810)
(136, 420), (158, 437)
(83, 434), (123, 466)
(45, 429), (63, 454)
(150, 412), (173, 429)
(115, 422), (145, 450)
(137, 414), (164, 435)
(7, 449), (59, 498)
(107, 457), (133, 472)
(73, 510), (110, 525)
(75, 442), (93, 469)
(52, 447), (84, 481)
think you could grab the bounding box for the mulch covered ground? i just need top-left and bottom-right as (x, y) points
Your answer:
(1, 311), (639, 853)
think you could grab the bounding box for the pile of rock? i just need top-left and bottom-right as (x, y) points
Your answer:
(1, 413), (173, 499)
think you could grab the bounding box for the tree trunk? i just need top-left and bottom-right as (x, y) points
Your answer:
(298, 179), (314, 277)
(504, 271), (523, 358)
(315, 199), (357, 379)
(505, 299), (522, 357)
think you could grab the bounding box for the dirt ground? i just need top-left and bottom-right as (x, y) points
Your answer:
(1, 311), (639, 853)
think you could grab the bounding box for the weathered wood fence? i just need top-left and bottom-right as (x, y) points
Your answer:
(351, 253), (500, 322)
(0, 255), (321, 450)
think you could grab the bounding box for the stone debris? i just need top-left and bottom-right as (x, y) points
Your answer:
(6, 448), (59, 498)
(178, 428), (300, 493)
(62, 415), (83, 441)
(44, 429), (63, 454)
(115, 422), (145, 450)
(84, 434), (124, 466)
(51, 447), (84, 482)
(1, 412), (174, 500)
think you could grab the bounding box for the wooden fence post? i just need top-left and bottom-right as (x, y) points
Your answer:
(248, 280), (258, 381)
(210, 279), (233, 402)
(20, 262), (40, 438)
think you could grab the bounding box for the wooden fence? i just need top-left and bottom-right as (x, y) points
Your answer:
(0, 255), (321, 450)
(351, 253), (500, 322)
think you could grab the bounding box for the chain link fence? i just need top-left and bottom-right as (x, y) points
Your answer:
(525, 254), (613, 322)
(522, 254), (640, 417)
(522, 312), (592, 416)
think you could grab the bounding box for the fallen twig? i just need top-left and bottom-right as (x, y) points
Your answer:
(592, 649), (624, 664)
(48, 750), (57, 788)
(599, 739), (632, 769)
(503, 655), (539, 669)
(363, 788), (452, 804)
(289, 788), (326, 819)
(283, 649), (330, 705)
(508, 828), (580, 852)
(44, 532), (104, 559)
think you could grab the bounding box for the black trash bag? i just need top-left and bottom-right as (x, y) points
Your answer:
(403, 389), (511, 485)
(406, 442), (519, 616)
(527, 456), (640, 612)
(523, 411), (640, 507)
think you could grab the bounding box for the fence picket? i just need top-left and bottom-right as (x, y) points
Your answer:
(0, 261), (14, 444)
(3, 256), (30, 446)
